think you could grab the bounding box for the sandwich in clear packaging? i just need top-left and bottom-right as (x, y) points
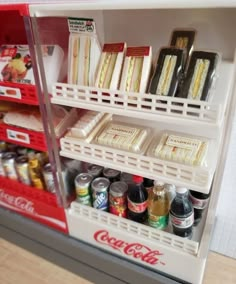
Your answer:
(68, 18), (101, 86)
(67, 111), (112, 143)
(119, 46), (152, 94)
(95, 42), (126, 90)
(148, 132), (209, 166)
(170, 29), (196, 69)
(95, 121), (151, 154)
(179, 50), (219, 101)
(149, 47), (184, 97)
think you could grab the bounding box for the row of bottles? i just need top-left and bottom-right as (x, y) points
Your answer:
(128, 176), (210, 238)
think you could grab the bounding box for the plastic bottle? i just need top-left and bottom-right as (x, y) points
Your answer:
(189, 190), (210, 226)
(170, 187), (194, 238)
(127, 175), (148, 223)
(148, 181), (170, 229)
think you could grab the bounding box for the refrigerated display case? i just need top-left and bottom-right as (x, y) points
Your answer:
(0, 4), (68, 233)
(27, 1), (236, 283)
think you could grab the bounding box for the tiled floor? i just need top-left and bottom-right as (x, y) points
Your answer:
(0, 238), (235, 284)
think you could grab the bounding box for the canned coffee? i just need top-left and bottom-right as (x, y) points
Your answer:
(87, 164), (103, 178)
(75, 173), (93, 198)
(2, 152), (17, 179)
(91, 177), (110, 210)
(43, 163), (56, 193)
(109, 181), (128, 217)
(0, 149), (6, 176)
(103, 168), (121, 183)
(15, 155), (31, 185)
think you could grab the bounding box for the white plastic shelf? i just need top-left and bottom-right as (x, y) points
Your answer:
(60, 137), (215, 193)
(66, 201), (207, 283)
(51, 61), (233, 129)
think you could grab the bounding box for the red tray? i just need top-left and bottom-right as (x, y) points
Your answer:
(0, 176), (68, 233)
(0, 81), (38, 105)
(0, 122), (47, 152)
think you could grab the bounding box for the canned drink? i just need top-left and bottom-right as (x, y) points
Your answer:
(120, 172), (134, 186)
(0, 150), (6, 176)
(103, 168), (121, 183)
(75, 173), (93, 198)
(109, 181), (128, 217)
(92, 177), (110, 210)
(77, 195), (92, 206)
(28, 154), (45, 189)
(43, 163), (56, 193)
(15, 155), (31, 185)
(0, 141), (7, 151)
(16, 146), (28, 156)
(87, 164), (103, 178)
(2, 152), (17, 179)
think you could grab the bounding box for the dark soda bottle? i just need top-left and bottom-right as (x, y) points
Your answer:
(170, 187), (194, 238)
(127, 175), (148, 223)
(189, 190), (210, 226)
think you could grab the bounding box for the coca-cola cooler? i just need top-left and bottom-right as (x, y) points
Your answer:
(1, 1), (236, 284)
(0, 4), (68, 233)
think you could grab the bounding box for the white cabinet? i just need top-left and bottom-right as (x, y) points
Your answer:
(30, 2), (236, 283)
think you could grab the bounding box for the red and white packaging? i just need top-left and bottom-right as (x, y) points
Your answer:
(119, 46), (152, 93)
(95, 42), (126, 90)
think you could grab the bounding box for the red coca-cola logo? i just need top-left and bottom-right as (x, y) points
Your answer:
(0, 189), (35, 214)
(94, 230), (165, 266)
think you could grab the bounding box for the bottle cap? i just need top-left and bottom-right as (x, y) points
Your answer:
(154, 180), (165, 187)
(176, 186), (188, 194)
(133, 175), (143, 183)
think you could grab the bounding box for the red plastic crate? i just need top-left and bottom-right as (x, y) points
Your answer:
(0, 81), (38, 105)
(0, 176), (68, 233)
(0, 122), (47, 152)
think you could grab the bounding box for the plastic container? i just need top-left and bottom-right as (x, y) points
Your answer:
(148, 131), (209, 166)
(95, 120), (151, 154)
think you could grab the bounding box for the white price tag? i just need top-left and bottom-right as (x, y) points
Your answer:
(7, 129), (30, 144)
(0, 86), (21, 99)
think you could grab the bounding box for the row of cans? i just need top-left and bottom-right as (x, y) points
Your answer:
(75, 165), (130, 217)
(0, 141), (55, 193)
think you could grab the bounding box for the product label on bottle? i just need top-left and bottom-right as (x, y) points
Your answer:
(170, 213), (194, 229)
(148, 214), (168, 229)
(189, 193), (209, 209)
(128, 197), (147, 213)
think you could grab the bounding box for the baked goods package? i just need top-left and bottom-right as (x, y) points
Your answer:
(119, 46), (152, 94)
(68, 18), (101, 86)
(66, 110), (112, 143)
(0, 45), (64, 87)
(148, 132), (209, 166)
(95, 42), (126, 90)
(95, 121), (151, 154)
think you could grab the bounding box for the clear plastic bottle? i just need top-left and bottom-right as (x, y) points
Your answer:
(148, 181), (170, 229)
(170, 187), (194, 238)
(127, 175), (148, 223)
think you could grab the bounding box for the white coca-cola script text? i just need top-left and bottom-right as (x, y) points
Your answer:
(0, 189), (35, 214)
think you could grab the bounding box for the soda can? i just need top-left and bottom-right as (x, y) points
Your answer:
(76, 195), (92, 206)
(28, 154), (45, 189)
(0, 150), (6, 176)
(0, 141), (7, 151)
(43, 163), (56, 193)
(109, 181), (128, 217)
(87, 164), (103, 178)
(15, 155), (31, 185)
(92, 177), (110, 211)
(103, 168), (121, 183)
(2, 152), (17, 179)
(75, 173), (93, 198)
(16, 146), (28, 156)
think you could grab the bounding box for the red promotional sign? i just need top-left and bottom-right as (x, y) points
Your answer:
(94, 229), (165, 266)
